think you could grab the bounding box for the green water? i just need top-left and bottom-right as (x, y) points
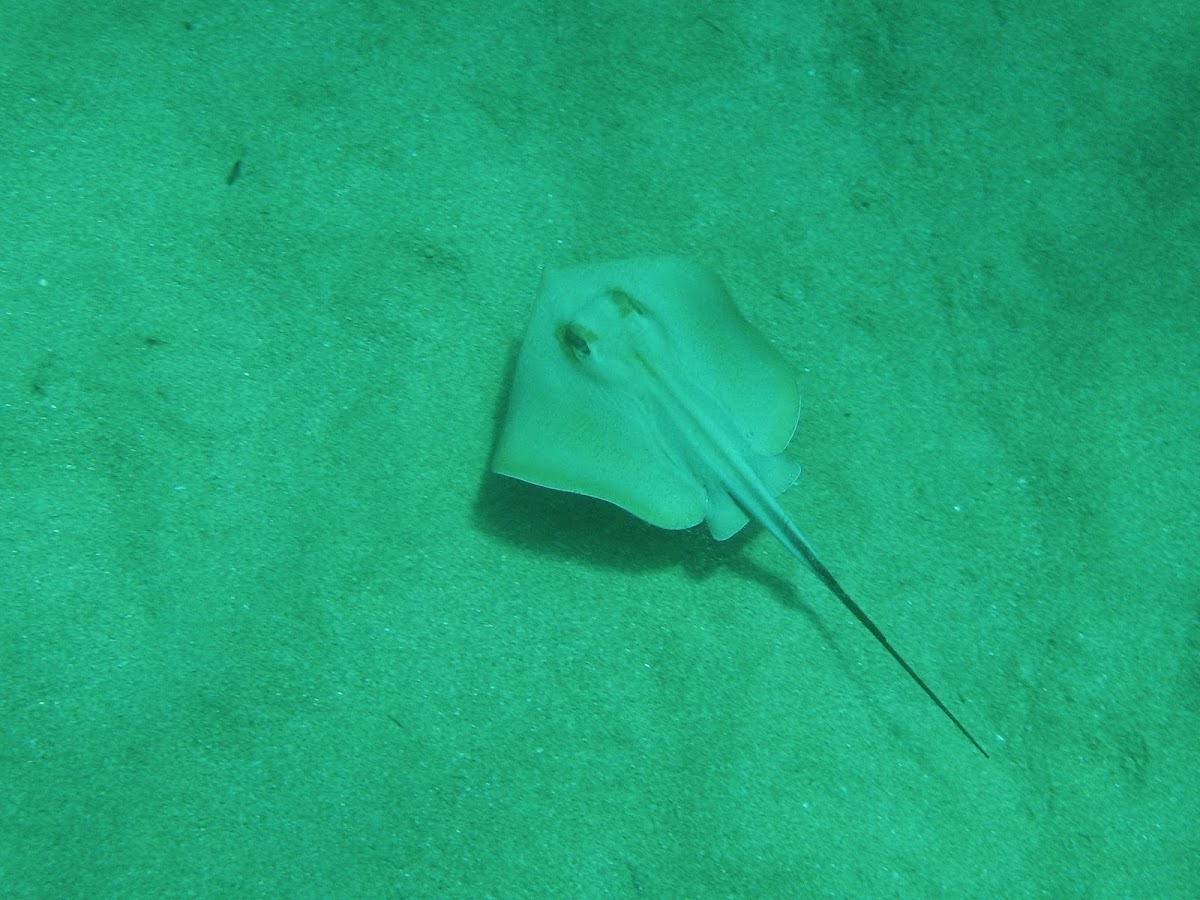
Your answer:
(2, 1), (1196, 896)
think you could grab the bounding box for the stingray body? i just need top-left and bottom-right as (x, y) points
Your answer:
(493, 257), (986, 757)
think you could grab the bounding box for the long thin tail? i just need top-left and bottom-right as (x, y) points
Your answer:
(788, 534), (989, 758)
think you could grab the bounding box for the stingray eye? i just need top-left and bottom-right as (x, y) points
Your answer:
(608, 287), (646, 317)
(557, 322), (594, 362)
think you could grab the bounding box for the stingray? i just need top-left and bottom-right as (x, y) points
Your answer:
(492, 257), (987, 757)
